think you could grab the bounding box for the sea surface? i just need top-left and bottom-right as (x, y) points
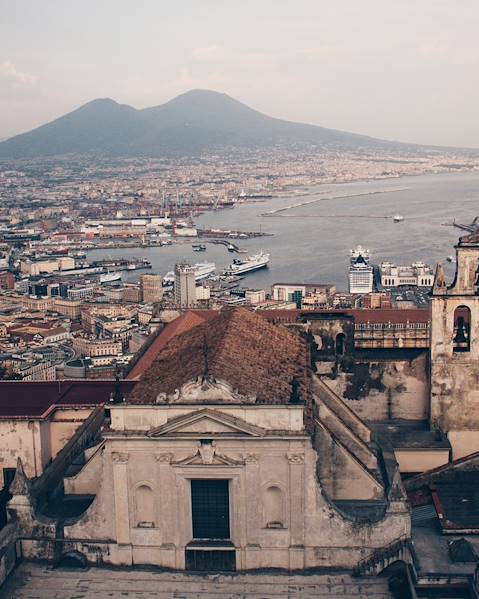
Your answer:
(86, 171), (479, 291)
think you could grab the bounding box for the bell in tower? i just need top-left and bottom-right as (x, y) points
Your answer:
(453, 315), (470, 352)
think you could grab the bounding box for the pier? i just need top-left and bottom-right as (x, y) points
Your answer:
(260, 187), (409, 217)
(90, 257), (152, 271)
(208, 239), (247, 253)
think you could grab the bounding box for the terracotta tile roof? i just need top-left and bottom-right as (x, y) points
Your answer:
(0, 380), (136, 419)
(128, 307), (311, 406)
(127, 310), (218, 379)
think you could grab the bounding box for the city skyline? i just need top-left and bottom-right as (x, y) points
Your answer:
(2, 0), (479, 147)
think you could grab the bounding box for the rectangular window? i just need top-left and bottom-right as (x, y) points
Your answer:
(191, 479), (230, 539)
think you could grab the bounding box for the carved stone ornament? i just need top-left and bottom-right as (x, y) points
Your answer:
(157, 377), (256, 404)
(111, 452), (129, 463)
(198, 441), (216, 464)
(174, 442), (243, 467)
(287, 453), (305, 465)
(244, 453), (260, 464)
(155, 452), (173, 463)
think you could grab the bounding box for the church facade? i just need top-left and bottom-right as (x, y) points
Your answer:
(9, 308), (409, 572)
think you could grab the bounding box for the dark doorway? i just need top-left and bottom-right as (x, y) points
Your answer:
(191, 479), (230, 539)
(185, 548), (236, 572)
(336, 333), (346, 355)
(0, 468), (16, 529)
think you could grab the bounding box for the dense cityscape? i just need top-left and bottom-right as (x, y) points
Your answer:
(3, 2), (479, 598)
(1, 147), (476, 382)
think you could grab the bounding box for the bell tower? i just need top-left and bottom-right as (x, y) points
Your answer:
(430, 231), (479, 458)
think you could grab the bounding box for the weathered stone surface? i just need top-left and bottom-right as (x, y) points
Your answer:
(430, 235), (479, 458)
(2, 562), (394, 598)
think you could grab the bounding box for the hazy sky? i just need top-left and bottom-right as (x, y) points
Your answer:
(1, 0), (479, 147)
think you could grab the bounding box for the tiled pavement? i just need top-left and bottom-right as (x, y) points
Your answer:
(2, 562), (393, 598)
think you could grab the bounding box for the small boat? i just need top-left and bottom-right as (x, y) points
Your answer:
(393, 215), (404, 222)
(227, 244), (236, 252)
(192, 244), (206, 252)
(446, 255), (456, 263)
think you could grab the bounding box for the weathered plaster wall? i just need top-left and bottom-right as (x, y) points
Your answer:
(49, 408), (93, 459)
(0, 408), (94, 491)
(64, 442), (104, 495)
(306, 317), (355, 359)
(430, 241), (479, 458)
(394, 449), (450, 474)
(0, 421), (43, 481)
(323, 354), (429, 422)
(111, 405), (305, 432)
(314, 425), (383, 500)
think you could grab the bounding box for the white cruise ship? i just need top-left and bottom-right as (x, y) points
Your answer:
(348, 247), (373, 294)
(224, 251), (270, 275)
(350, 245), (370, 265)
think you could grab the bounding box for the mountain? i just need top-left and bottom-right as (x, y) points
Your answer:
(0, 89), (409, 159)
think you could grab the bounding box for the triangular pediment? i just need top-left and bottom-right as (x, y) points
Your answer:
(147, 408), (266, 438)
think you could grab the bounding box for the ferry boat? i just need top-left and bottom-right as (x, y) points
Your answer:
(393, 215), (404, 222)
(224, 251), (270, 275)
(100, 271), (122, 284)
(193, 261), (216, 280)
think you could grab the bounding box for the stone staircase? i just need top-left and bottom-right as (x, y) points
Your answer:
(3, 562), (394, 598)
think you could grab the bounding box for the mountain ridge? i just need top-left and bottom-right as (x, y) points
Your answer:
(0, 89), (431, 159)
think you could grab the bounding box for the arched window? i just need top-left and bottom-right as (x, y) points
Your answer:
(135, 484), (155, 528)
(453, 306), (471, 352)
(335, 333), (346, 356)
(264, 485), (284, 528)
